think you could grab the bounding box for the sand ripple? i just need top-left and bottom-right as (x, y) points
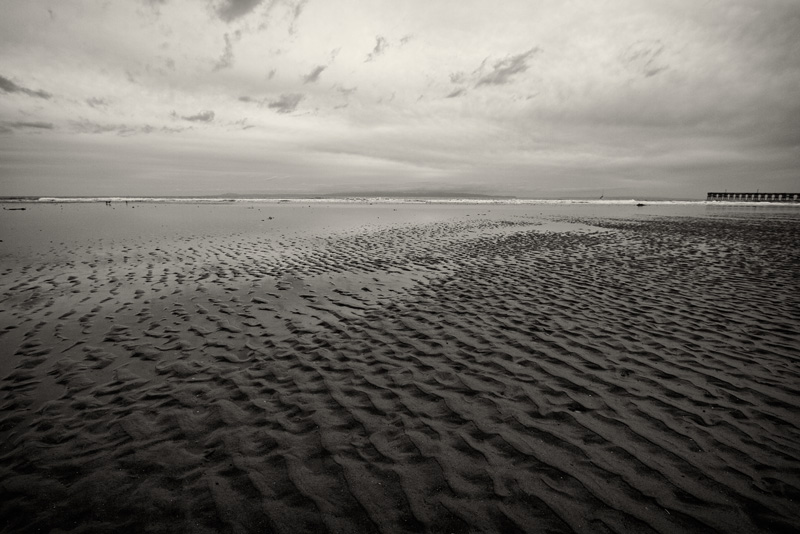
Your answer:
(1, 213), (798, 533)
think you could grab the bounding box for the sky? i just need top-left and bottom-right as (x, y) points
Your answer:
(1, 0), (798, 199)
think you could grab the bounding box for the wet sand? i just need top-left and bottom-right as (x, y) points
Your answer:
(1, 203), (798, 533)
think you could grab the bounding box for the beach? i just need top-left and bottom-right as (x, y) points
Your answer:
(1, 201), (798, 533)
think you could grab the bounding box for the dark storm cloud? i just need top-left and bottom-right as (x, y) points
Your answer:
(365, 36), (388, 62)
(475, 47), (541, 86)
(216, 0), (264, 22)
(267, 93), (303, 113)
(0, 75), (52, 99)
(302, 65), (326, 84)
(175, 110), (216, 122)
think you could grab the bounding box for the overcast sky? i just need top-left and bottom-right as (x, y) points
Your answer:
(1, 0), (798, 198)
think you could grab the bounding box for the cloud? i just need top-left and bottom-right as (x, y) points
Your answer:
(0, 75), (52, 99)
(444, 48), (541, 98)
(475, 47), (541, 86)
(175, 110), (216, 122)
(292, 0), (309, 20)
(86, 97), (109, 108)
(214, 31), (240, 71)
(621, 40), (668, 78)
(140, 0), (167, 14)
(288, 0), (309, 34)
(334, 84), (357, 97)
(72, 120), (120, 134)
(449, 72), (467, 84)
(232, 118), (254, 130)
(216, 0), (264, 22)
(8, 121), (54, 130)
(365, 36), (388, 62)
(267, 93), (303, 113)
(2, 2), (798, 198)
(302, 65), (326, 84)
(75, 121), (150, 135)
(239, 95), (271, 106)
(71, 119), (187, 136)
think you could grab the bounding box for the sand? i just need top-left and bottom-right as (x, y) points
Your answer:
(1, 202), (798, 533)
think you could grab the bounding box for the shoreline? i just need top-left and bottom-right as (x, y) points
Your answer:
(3, 196), (800, 206)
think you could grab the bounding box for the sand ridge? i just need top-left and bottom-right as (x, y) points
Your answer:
(1, 207), (799, 533)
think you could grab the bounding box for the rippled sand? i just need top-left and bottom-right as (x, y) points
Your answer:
(1, 203), (798, 533)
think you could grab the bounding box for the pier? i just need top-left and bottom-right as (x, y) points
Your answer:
(706, 192), (799, 202)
